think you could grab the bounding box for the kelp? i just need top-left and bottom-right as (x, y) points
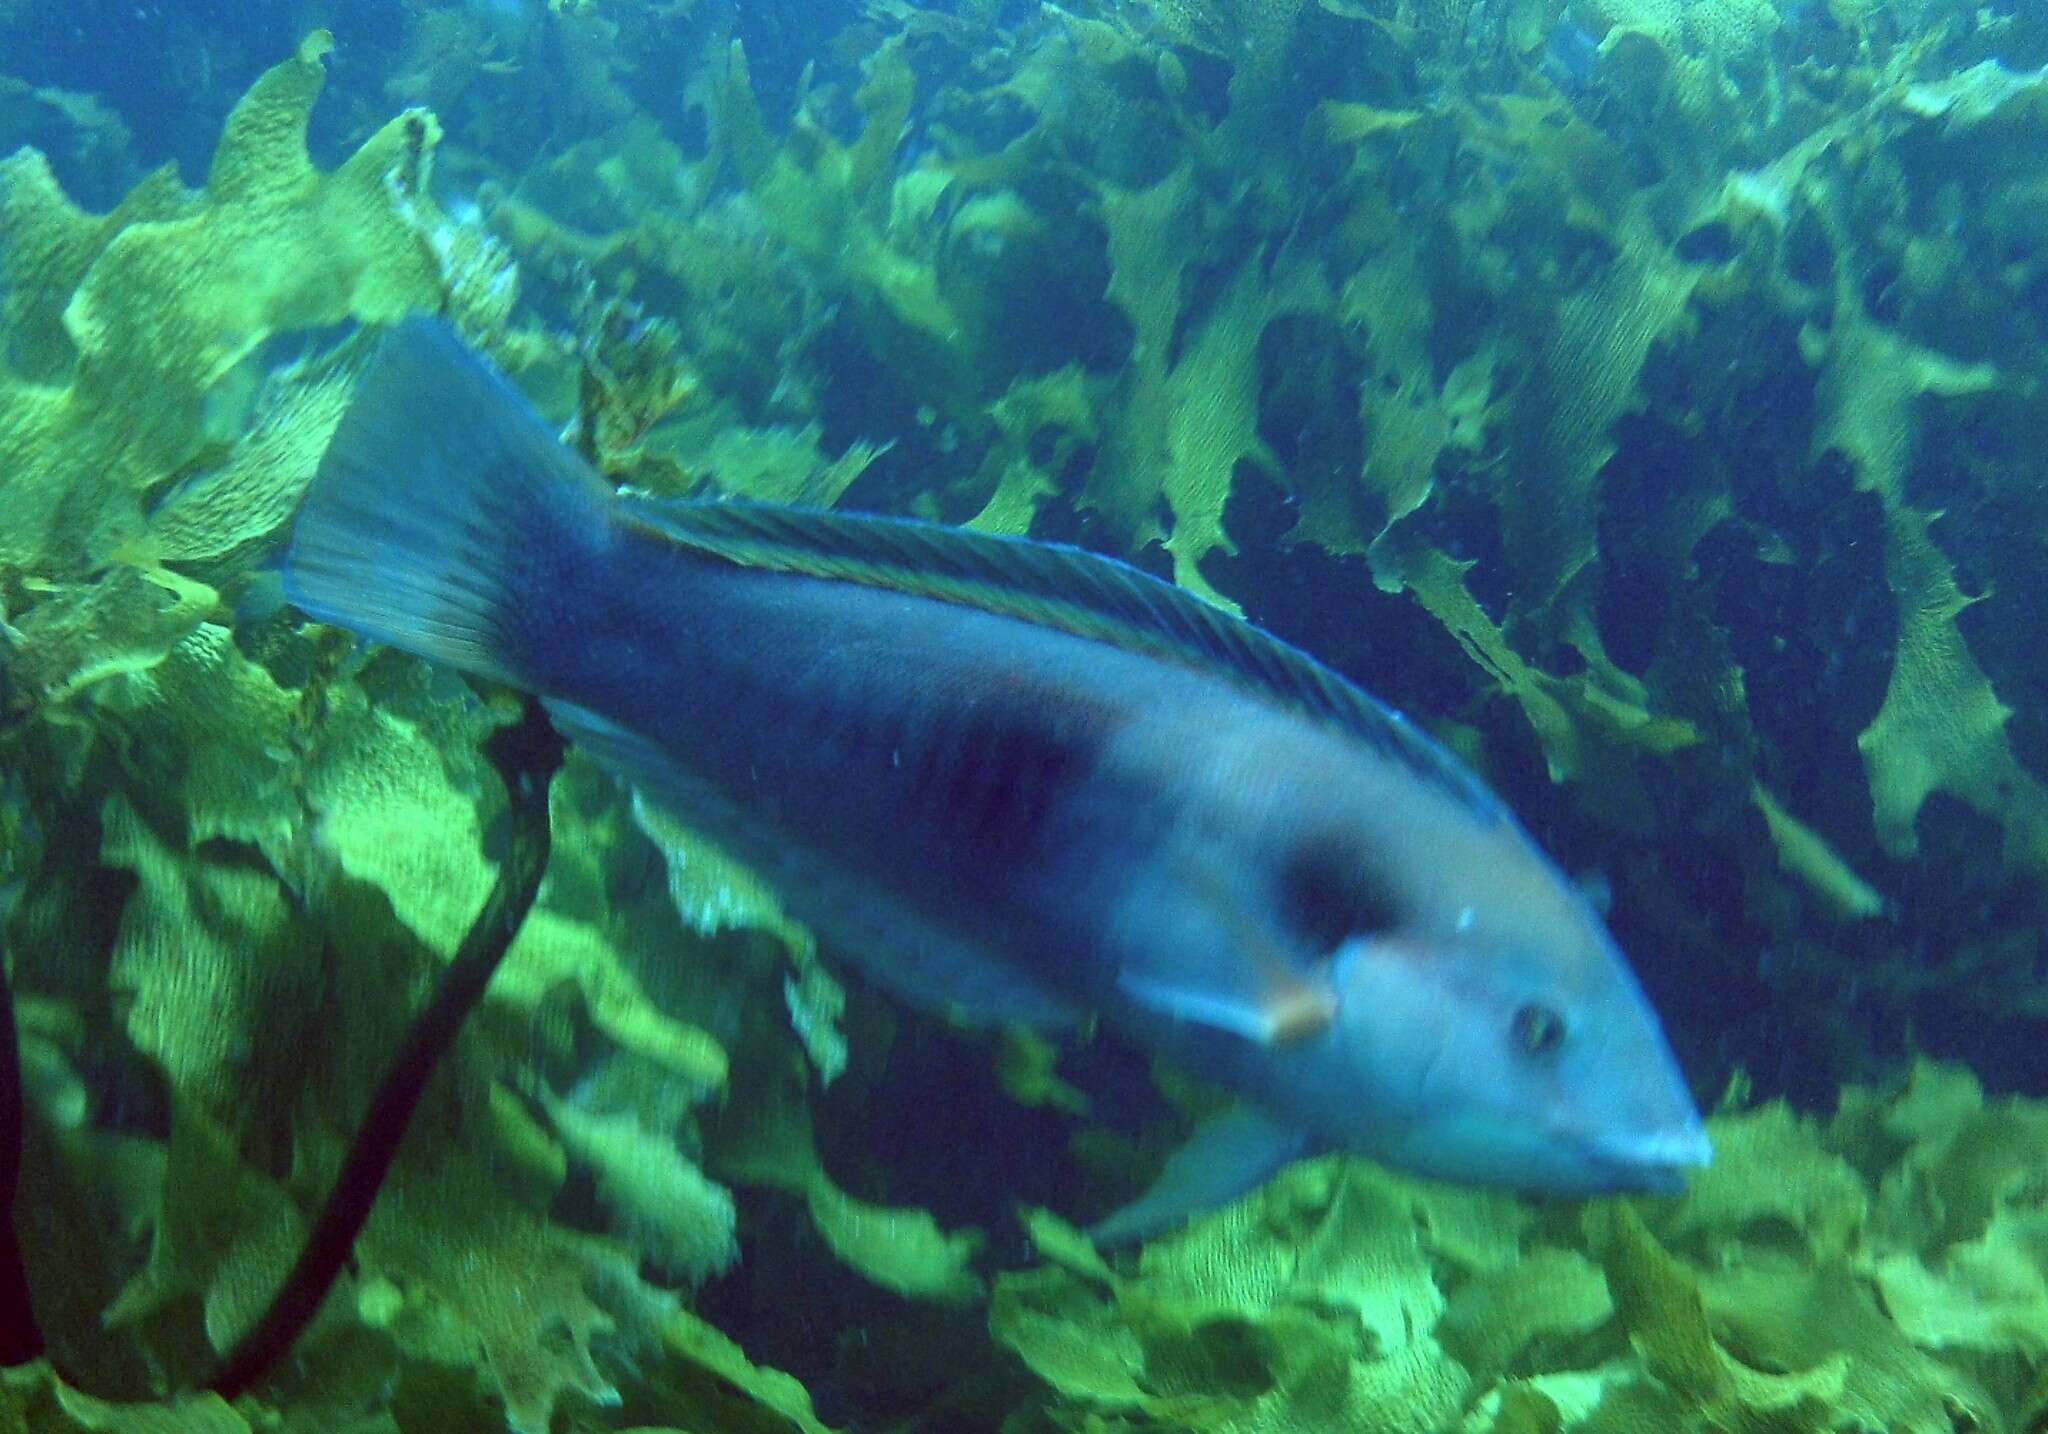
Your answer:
(994, 1064), (2043, 1432)
(0, 30), (810, 1434)
(7, 0), (2048, 1429)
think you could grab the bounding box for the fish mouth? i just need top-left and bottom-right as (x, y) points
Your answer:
(1585, 1125), (1714, 1195)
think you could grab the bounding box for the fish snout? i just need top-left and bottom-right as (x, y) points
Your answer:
(1585, 1122), (1714, 1194)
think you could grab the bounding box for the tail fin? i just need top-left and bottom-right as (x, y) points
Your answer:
(282, 318), (612, 687)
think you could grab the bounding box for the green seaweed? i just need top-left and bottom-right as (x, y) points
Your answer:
(992, 1068), (2045, 1431)
(7, 1), (2048, 1430)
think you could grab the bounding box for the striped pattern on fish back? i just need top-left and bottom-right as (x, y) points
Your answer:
(616, 498), (1504, 824)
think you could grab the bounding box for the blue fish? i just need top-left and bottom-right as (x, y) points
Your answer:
(284, 320), (1710, 1243)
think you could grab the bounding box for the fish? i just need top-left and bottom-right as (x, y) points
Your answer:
(282, 319), (1711, 1244)
(1542, 19), (1604, 93)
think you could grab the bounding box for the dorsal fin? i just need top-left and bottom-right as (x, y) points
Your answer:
(617, 497), (1502, 821)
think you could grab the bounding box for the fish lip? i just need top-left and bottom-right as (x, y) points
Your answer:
(1585, 1125), (1714, 1194)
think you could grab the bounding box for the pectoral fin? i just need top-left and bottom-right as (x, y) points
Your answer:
(1115, 968), (1335, 1044)
(1088, 1104), (1311, 1247)
(1113, 881), (1336, 1045)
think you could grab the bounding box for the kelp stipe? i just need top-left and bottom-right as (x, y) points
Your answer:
(0, 696), (563, 1399)
(0, 911), (45, 1368)
(207, 694), (565, 1399)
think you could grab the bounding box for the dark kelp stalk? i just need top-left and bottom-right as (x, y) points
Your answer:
(3, 1), (2048, 1431)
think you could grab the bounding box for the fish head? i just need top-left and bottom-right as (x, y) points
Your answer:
(1324, 918), (1711, 1196)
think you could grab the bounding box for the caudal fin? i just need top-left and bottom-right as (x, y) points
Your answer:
(282, 318), (612, 687)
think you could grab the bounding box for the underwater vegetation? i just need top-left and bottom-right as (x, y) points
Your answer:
(3, 0), (2048, 1428)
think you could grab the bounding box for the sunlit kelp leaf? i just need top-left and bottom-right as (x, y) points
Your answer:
(1089, 183), (1312, 611)
(1392, 541), (1697, 807)
(84, 842), (687, 1430)
(989, 1263), (1149, 1409)
(1857, 497), (2048, 868)
(1871, 1205), (2048, 1358)
(962, 364), (1101, 537)
(1290, 174), (1499, 571)
(88, 624), (301, 859)
(686, 420), (886, 509)
(0, 32), (456, 584)
(1900, 59), (2048, 132)
(101, 1102), (310, 1355)
(1357, 328), (1485, 568)
(0, 1361), (251, 1434)
(1310, 99), (1423, 146)
(1162, 1156), (1466, 1376)
(1040, 1067), (2048, 1430)
(1086, 165), (1198, 553)
(356, 1157), (677, 1434)
(142, 357), (359, 570)
(1795, 278), (2046, 867)
(101, 792), (321, 1126)
(5, 566), (216, 710)
(1137, 1159), (1446, 1350)
(714, 1066), (986, 1305)
(627, 783), (848, 1082)
(995, 1159), (1473, 1431)
(1198, 0), (1314, 177)
(412, 746), (742, 1294)
(1019, 1206), (1119, 1284)
(1579, 1080), (2010, 1431)
(716, 33), (978, 408)
(1868, 1065), (2048, 1255)
(0, 150), (192, 384)
(0, 26), (506, 781)
(481, 1083), (569, 1213)
(805, 1181), (988, 1306)
(1503, 221), (1702, 620)
(1586, 1200), (1846, 1432)
(1154, 257), (1288, 611)
(1438, 1246), (1613, 1386)
(498, 910), (728, 1091)
(70, 32), (444, 393)
(1699, 1257), (2000, 1434)
(300, 674), (503, 958)
(1749, 785), (1886, 921)
(1663, 1103), (1869, 1260)
(539, 1090), (738, 1286)
(647, 1308), (839, 1434)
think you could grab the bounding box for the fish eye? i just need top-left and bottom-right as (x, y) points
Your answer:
(1511, 1002), (1567, 1058)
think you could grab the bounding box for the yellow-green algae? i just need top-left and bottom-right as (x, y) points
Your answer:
(5, 0), (2048, 1430)
(994, 1062), (2037, 1434)
(0, 32), (819, 1434)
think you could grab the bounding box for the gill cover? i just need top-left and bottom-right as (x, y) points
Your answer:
(1330, 932), (1710, 1194)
